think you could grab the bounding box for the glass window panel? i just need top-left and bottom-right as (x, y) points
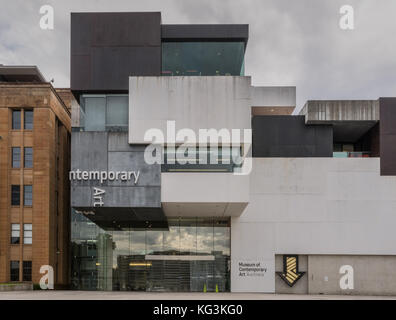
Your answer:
(11, 224), (20, 244)
(24, 224), (32, 244)
(24, 110), (33, 130)
(12, 110), (21, 129)
(163, 219), (180, 255)
(180, 218), (197, 255)
(12, 147), (21, 168)
(197, 218), (214, 255)
(23, 261), (32, 281)
(106, 96), (128, 130)
(24, 147), (33, 168)
(11, 185), (20, 206)
(84, 96), (106, 131)
(24, 185), (33, 206)
(130, 231), (146, 255)
(162, 42), (245, 76)
(10, 261), (19, 281)
(146, 230), (163, 255)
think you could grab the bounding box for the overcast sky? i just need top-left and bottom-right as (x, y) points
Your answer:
(1, 0), (395, 112)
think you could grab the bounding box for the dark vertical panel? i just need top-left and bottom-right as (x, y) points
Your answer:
(70, 12), (161, 92)
(380, 98), (396, 175)
(252, 116), (333, 157)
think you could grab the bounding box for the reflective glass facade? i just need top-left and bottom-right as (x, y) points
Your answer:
(162, 42), (245, 76)
(71, 211), (230, 292)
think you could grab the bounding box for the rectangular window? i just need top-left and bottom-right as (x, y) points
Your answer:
(12, 110), (21, 130)
(10, 261), (19, 281)
(84, 96), (106, 131)
(11, 224), (20, 244)
(24, 147), (33, 168)
(80, 95), (128, 132)
(24, 110), (33, 130)
(24, 185), (33, 206)
(106, 96), (128, 131)
(11, 185), (20, 206)
(23, 224), (32, 244)
(23, 261), (32, 281)
(12, 147), (21, 168)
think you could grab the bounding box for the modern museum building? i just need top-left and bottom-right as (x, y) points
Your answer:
(69, 12), (396, 295)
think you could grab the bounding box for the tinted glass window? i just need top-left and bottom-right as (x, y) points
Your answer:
(24, 147), (33, 168)
(84, 96), (106, 131)
(24, 110), (33, 130)
(24, 185), (33, 206)
(11, 185), (20, 206)
(12, 110), (21, 129)
(106, 96), (128, 130)
(12, 147), (21, 168)
(10, 261), (19, 281)
(23, 261), (32, 281)
(81, 95), (128, 132)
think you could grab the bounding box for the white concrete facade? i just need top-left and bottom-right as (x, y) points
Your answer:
(231, 158), (396, 292)
(129, 76), (252, 144)
(161, 172), (249, 217)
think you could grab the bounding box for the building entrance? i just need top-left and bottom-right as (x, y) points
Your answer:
(71, 213), (230, 292)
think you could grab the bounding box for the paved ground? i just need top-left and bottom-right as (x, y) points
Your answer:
(0, 291), (395, 300)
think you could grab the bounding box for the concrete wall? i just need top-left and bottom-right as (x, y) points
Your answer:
(251, 86), (296, 107)
(129, 76), (252, 144)
(231, 158), (396, 293)
(161, 172), (249, 217)
(301, 100), (379, 123)
(308, 255), (396, 296)
(71, 132), (161, 208)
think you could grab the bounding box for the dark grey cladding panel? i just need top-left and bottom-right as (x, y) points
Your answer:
(108, 132), (147, 152)
(90, 12), (161, 47)
(161, 24), (249, 43)
(71, 186), (161, 208)
(252, 116), (333, 157)
(71, 12), (161, 91)
(71, 131), (107, 174)
(380, 98), (396, 176)
(71, 132), (161, 208)
(108, 152), (160, 187)
(74, 207), (168, 230)
(91, 46), (161, 90)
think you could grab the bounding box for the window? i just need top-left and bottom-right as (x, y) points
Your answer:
(106, 96), (129, 130)
(12, 147), (21, 168)
(11, 224), (20, 244)
(24, 147), (33, 168)
(24, 185), (33, 206)
(23, 261), (32, 281)
(12, 110), (21, 129)
(24, 110), (33, 130)
(11, 185), (20, 206)
(23, 224), (32, 244)
(80, 95), (128, 132)
(162, 42), (245, 76)
(10, 261), (19, 281)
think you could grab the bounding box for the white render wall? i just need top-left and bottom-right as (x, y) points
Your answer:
(251, 86), (296, 107)
(129, 76), (252, 144)
(231, 158), (396, 292)
(161, 172), (249, 217)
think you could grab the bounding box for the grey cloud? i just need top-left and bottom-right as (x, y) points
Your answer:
(0, 0), (395, 111)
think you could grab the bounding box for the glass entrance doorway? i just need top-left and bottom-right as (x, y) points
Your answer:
(71, 213), (230, 292)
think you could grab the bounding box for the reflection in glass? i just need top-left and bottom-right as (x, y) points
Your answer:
(71, 213), (230, 292)
(162, 42), (245, 76)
